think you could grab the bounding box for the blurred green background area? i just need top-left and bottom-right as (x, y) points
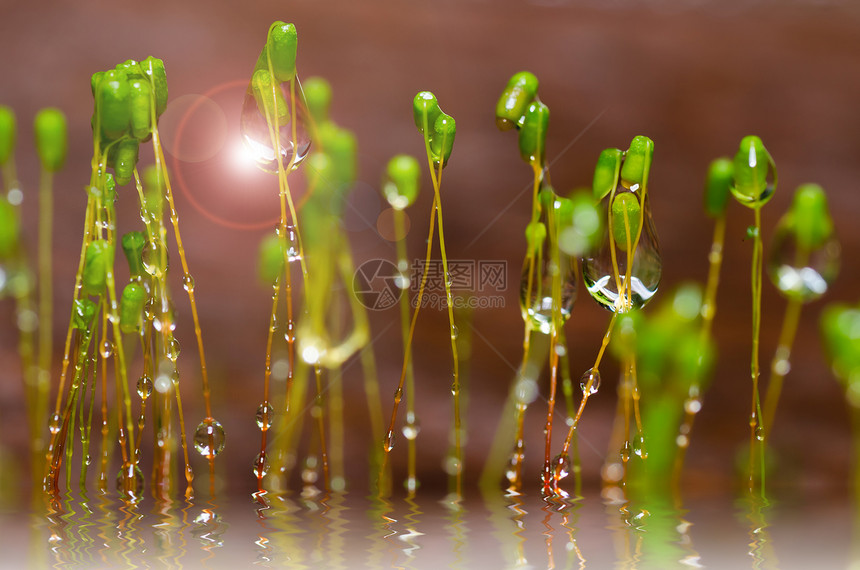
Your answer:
(1, 0), (859, 498)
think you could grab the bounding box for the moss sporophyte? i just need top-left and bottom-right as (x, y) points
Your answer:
(41, 56), (220, 502)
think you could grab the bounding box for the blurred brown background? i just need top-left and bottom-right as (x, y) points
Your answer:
(1, 0), (859, 498)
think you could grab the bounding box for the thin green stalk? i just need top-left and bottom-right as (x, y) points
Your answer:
(761, 296), (802, 440)
(393, 207), (419, 495)
(37, 167), (53, 465)
(748, 205), (765, 495)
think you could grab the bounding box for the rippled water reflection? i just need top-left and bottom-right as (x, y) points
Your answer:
(1, 487), (853, 568)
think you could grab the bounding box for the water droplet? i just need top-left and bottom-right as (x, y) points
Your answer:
(141, 239), (169, 278)
(394, 272), (411, 290)
(520, 188), (578, 333)
(301, 456), (319, 485)
(182, 274), (195, 292)
(506, 440), (525, 486)
(767, 220), (839, 302)
(580, 368), (601, 396)
(384, 429), (396, 452)
(620, 440), (631, 462)
(582, 183), (661, 313)
(284, 225), (301, 262)
(253, 451), (270, 479)
(602, 462), (624, 483)
(450, 325), (459, 340)
(746, 225), (759, 240)
(193, 418), (226, 458)
(154, 374), (172, 394)
(49, 413), (62, 435)
(684, 398), (702, 415)
(115, 463), (144, 498)
(284, 322), (296, 343)
(99, 340), (114, 359)
(137, 376), (153, 399)
(443, 454), (461, 476)
(404, 476), (419, 494)
(401, 420), (420, 440)
(240, 75), (311, 173)
(256, 403), (273, 430)
(165, 337), (180, 362)
(632, 433), (648, 459)
(755, 425), (765, 442)
(552, 453), (571, 483)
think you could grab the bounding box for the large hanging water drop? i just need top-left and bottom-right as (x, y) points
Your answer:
(519, 185), (577, 334)
(240, 74), (311, 173)
(193, 417), (226, 458)
(116, 463), (144, 499)
(767, 184), (839, 301)
(582, 184), (661, 313)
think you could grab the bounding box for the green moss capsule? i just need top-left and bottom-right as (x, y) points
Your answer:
(121, 231), (146, 278)
(306, 152), (337, 200)
(592, 148), (623, 201)
(119, 282), (147, 333)
(525, 221), (547, 254)
(303, 76), (332, 126)
(620, 135), (654, 189)
(731, 135), (775, 207)
(430, 112), (456, 167)
(704, 157), (733, 218)
(96, 69), (131, 141)
(611, 192), (642, 252)
(821, 304), (860, 382)
(140, 56), (168, 117)
(251, 69), (289, 127)
(518, 101), (549, 166)
(0, 197), (18, 260)
(113, 139), (139, 186)
(0, 105), (16, 166)
(383, 154), (421, 210)
(258, 232), (284, 285)
(82, 239), (114, 296)
(791, 183), (833, 251)
(129, 79), (152, 140)
(34, 108), (68, 173)
(317, 123), (357, 191)
(413, 91), (441, 135)
(558, 190), (603, 257)
(496, 71), (539, 131)
(73, 298), (98, 331)
(265, 21), (298, 82)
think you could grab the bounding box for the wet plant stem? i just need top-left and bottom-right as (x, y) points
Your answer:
(393, 207), (419, 495)
(761, 295), (803, 441)
(749, 206), (766, 495)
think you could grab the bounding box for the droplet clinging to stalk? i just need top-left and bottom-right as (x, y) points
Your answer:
(519, 184), (578, 333)
(582, 138), (661, 313)
(767, 184), (839, 301)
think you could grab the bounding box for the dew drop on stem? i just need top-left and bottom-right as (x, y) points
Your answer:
(240, 76), (311, 174)
(256, 403), (273, 430)
(580, 368), (601, 396)
(193, 418), (226, 458)
(137, 376), (153, 399)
